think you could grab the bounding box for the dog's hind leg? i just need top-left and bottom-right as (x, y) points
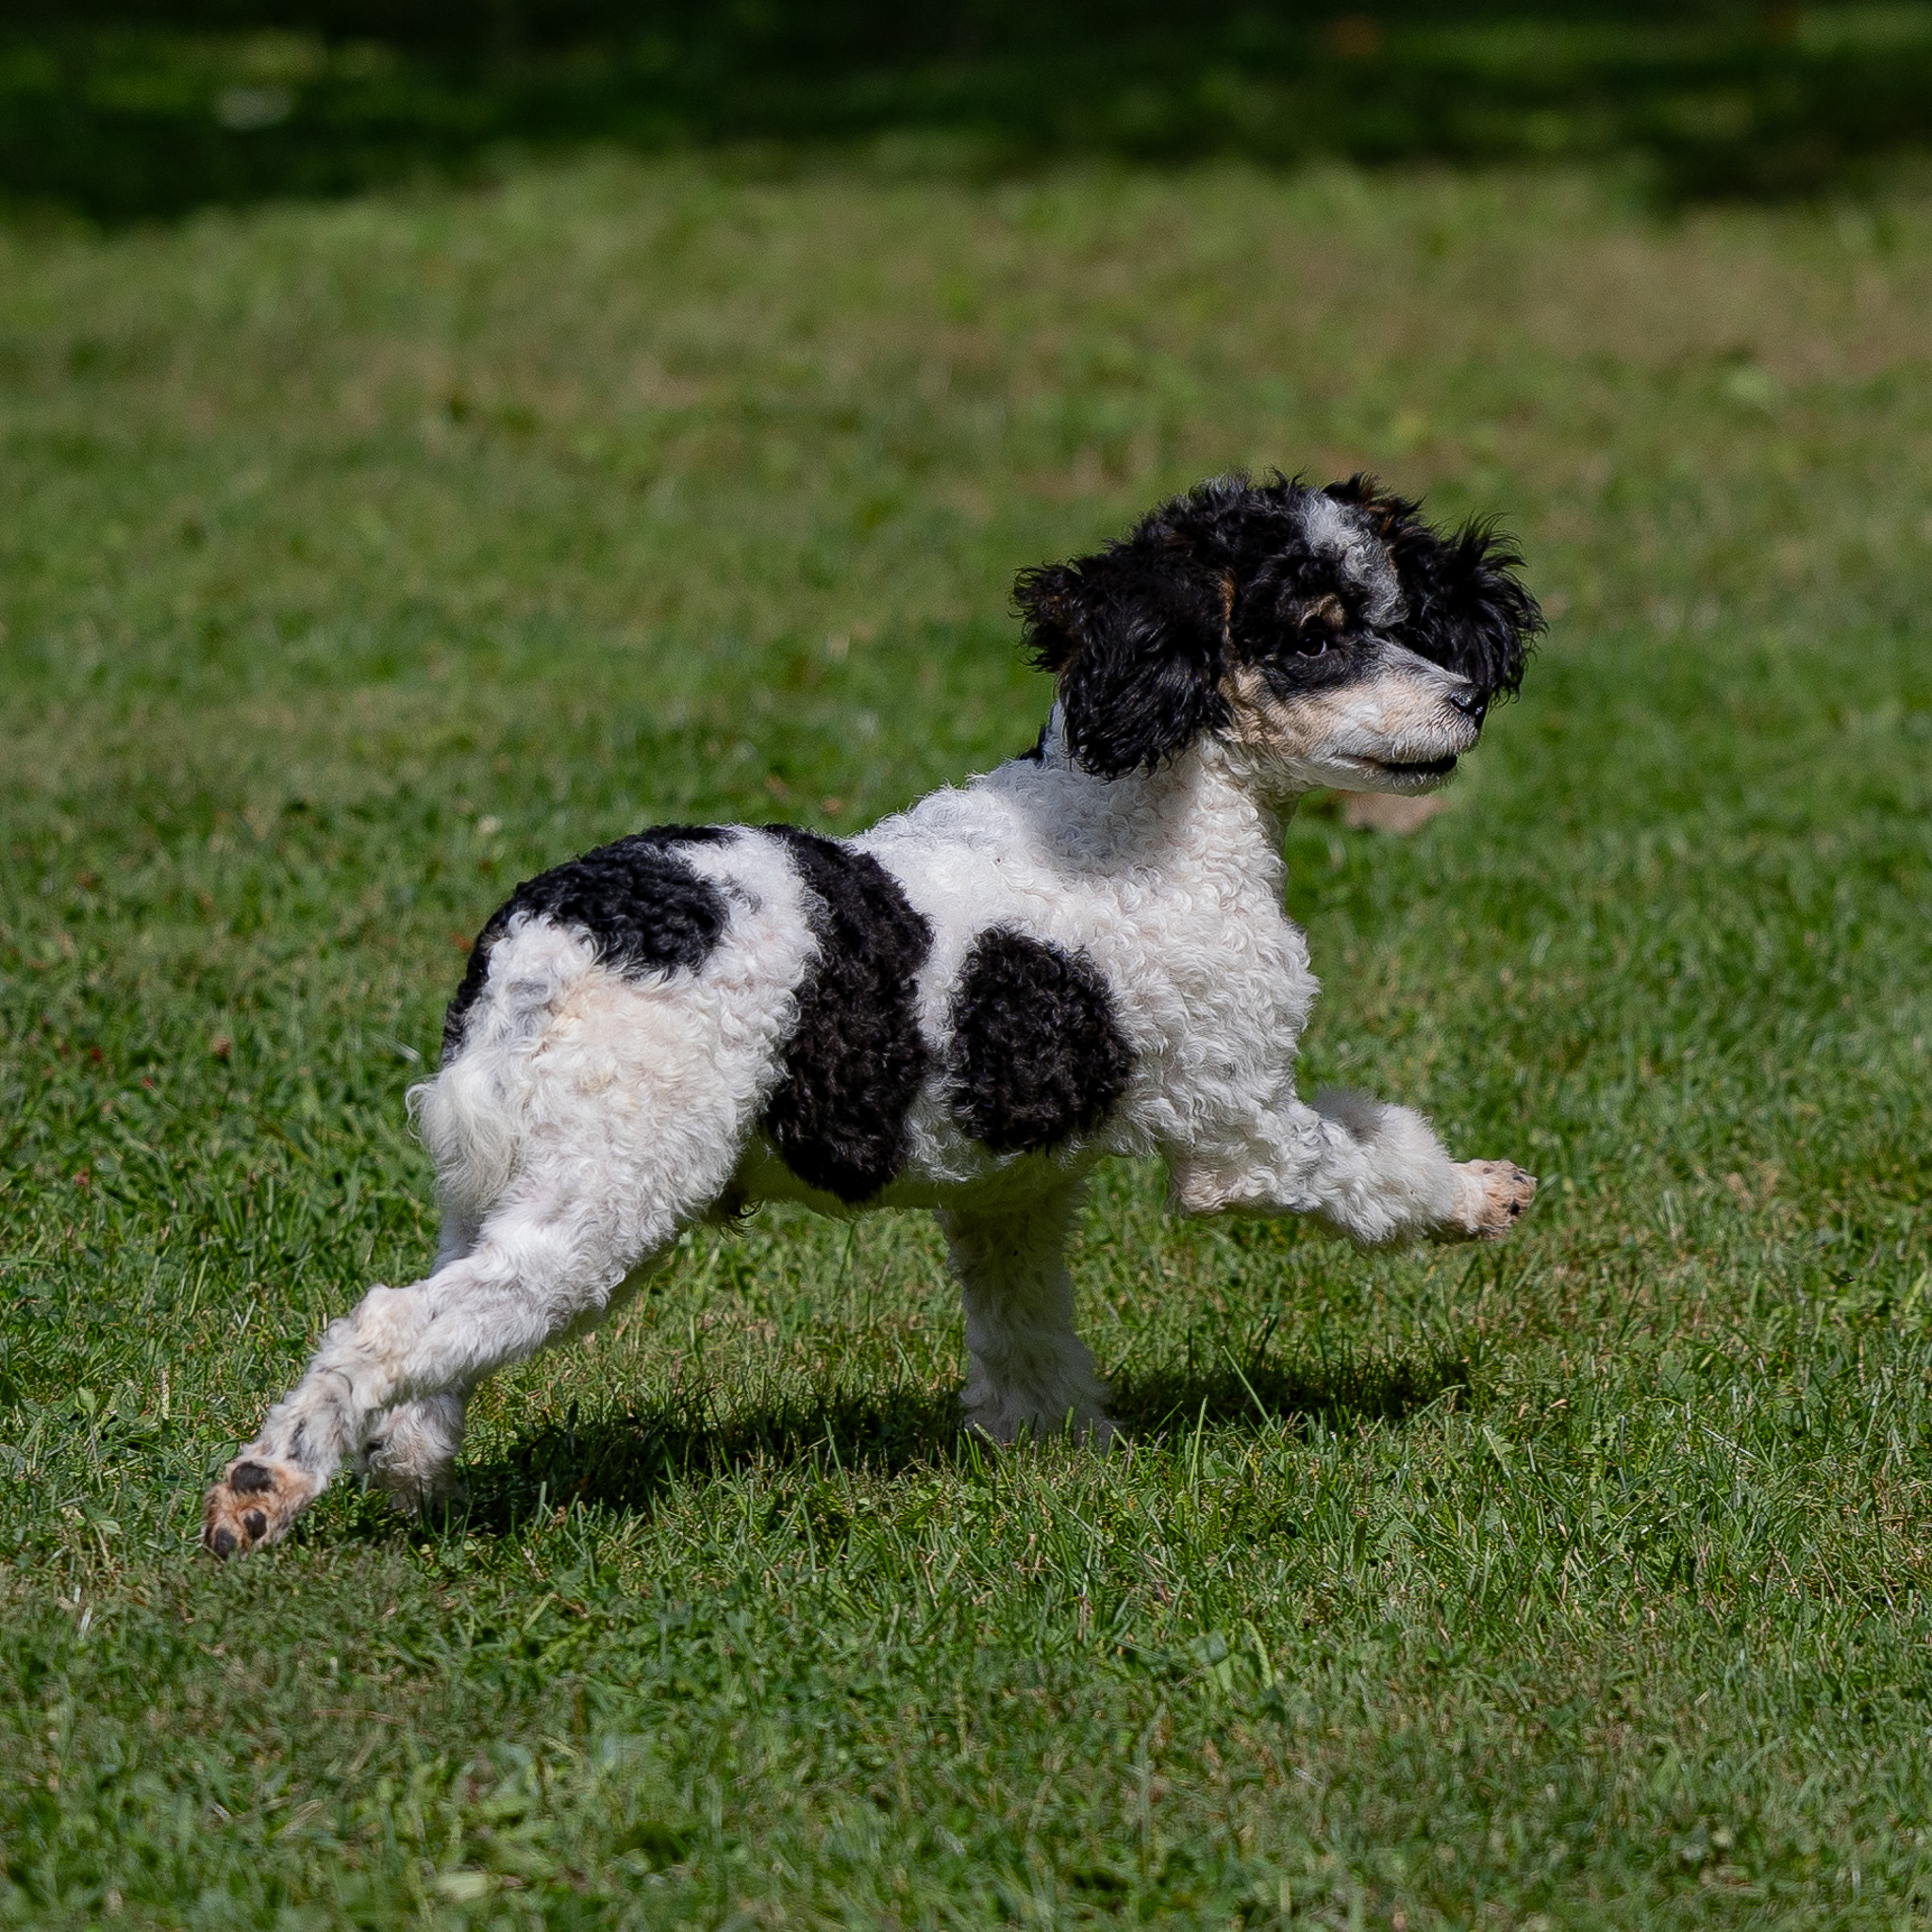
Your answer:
(358, 1209), (480, 1514)
(205, 837), (811, 1556)
(363, 1387), (471, 1515)
(940, 1182), (1113, 1445)
(202, 1178), (688, 1557)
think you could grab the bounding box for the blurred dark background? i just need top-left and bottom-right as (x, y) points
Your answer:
(6, 1), (1931, 221)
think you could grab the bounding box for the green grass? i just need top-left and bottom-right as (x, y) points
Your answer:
(2, 155), (1931, 1927)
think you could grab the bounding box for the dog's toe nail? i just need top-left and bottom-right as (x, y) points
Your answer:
(210, 1527), (238, 1558)
(228, 1460), (275, 1495)
(242, 1509), (268, 1540)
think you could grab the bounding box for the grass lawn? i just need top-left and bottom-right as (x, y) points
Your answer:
(2, 154), (1930, 1928)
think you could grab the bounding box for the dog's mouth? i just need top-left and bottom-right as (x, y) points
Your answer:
(1363, 753), (1459, 782)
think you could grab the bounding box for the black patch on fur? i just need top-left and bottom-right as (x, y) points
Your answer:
(210, 1527), (237, 1557)
(1014, 471), (1540, 778)
(1324, 474), (1542, 697)
(242, 1509), (268, 1540)
(948, 928), (1134, 1154)
(761, 826), (934, 1205)
(228, 1460), (274, 1494)
(1015, 540), (1233, 781)
(441, 824), (732, 1059)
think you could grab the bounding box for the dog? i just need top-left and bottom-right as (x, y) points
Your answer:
(204, 472), (1542, 1557)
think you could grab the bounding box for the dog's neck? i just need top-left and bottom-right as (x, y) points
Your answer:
(1011, 705), (1300, 888)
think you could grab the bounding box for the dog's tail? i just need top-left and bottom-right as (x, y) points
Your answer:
(408, 916), (595, 1224)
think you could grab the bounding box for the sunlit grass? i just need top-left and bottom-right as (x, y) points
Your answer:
(2, 156), (1930, 1926)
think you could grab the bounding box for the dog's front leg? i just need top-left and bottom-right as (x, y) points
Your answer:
(1168, 1086), (1535, 1246)
(939, 1182), (1114, 1444)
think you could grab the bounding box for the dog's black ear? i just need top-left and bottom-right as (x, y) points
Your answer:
(1014, 547), (1230, 779)
(1326, 476), (1543, 697)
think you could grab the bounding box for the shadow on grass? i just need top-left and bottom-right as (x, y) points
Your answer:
(1108, 1345), (1469, 1437)
(11, 5), (1932, 222)
(441, 1343), (1470, 1536)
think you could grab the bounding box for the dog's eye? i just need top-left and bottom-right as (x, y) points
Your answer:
(1291, 595), (1347, 655)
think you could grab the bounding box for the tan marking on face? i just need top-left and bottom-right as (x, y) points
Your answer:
(1224, 661), (1466, 754)
(1221, 662), (1345, 760)
(1219, 651), (1481, 791)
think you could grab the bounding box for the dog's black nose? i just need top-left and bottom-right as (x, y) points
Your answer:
(1448, 687), (1489, 724)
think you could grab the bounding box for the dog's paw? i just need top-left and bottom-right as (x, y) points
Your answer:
(1443, 1160), (1538, 1242)
(963, 1402), (1118, 1449)
(202, 1456), (317, 1557)
(367, 1462), (469, 1519)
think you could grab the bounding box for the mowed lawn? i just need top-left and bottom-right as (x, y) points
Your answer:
(2, 155), (1930, 1928)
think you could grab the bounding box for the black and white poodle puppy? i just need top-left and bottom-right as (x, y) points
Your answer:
(205, 472), (1542, 1556)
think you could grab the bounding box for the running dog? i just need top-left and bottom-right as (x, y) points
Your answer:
(205, 472), (1542, 1556)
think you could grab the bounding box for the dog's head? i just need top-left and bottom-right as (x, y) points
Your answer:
(1014, 474), (1541, 793)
